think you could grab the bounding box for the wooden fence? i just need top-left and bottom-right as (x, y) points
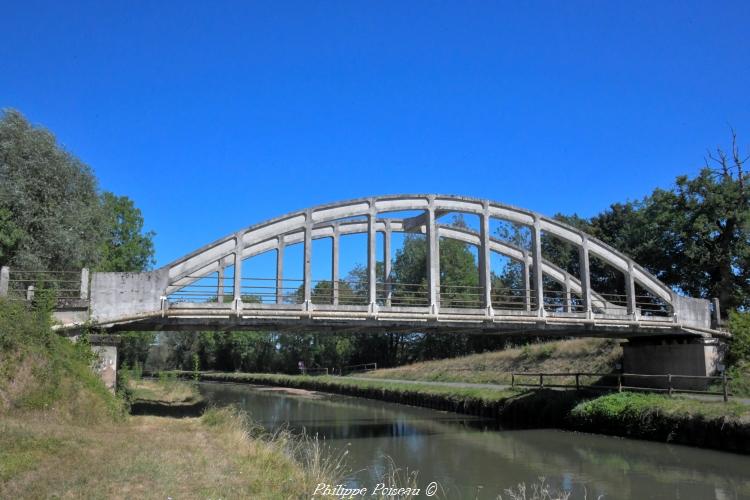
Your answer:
(511, 371), (731, 401)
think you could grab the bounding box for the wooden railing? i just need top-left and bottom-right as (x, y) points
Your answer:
(342, 362), (378, 375)
(511, 371), (732, 401)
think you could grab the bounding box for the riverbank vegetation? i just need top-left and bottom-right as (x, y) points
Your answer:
(360, 338), (622, 385)
(0, 299), (339, 498)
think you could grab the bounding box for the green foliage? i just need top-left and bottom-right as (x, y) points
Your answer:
(97, 192), (155, 272)
(0, 298), (126, 421)
(728, 311), (750, 364)
(0, 110), (103, 270)
(571, 137), (750, 313)
(192, 353), (200, 382)
(0, 109), (155, 272)
(118, 332), (155, 369)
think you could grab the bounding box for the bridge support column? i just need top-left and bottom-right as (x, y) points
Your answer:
(367, 203), (377, 307)
(276, 237), (285, 305)
(531, 216), (544, 316)
(622, 337), (727, 391)
(626, 261), (637, 318)
(233, 231), (245, 311)
(384, 221), (392, 307)
(579, 236), (592, 318)
(303, 212), (312, 307)
(217, 266), (225, 304)
(331, 228), (339, 306)
(522, 251), (531, 312)
(479, 204), (492, 311)
(426, 198), (440, 312)
(85, 336), (119, 394)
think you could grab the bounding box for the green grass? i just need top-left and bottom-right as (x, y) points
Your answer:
(574, 391), (748, 420)
(130, 379), (202, 404)
(359, 338), (622, 385)
(182, 371), (518, 403)
(0, 298), (125, 422)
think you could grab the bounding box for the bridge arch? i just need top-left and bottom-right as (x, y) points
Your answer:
(164, 194), (674, 319)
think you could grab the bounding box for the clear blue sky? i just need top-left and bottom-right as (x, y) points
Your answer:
(2, 1), (749, 271)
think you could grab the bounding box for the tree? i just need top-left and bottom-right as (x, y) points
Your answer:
(578, 133), (750, 314)
(98, 192), (155, 272)
(0, 109), (104, 270)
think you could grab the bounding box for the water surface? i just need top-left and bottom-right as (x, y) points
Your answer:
(200, 382), (750, 499)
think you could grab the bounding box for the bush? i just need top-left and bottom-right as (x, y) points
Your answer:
(728, 311), (750, 365)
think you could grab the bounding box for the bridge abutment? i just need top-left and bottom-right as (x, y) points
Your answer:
(622, 337), (727, 391)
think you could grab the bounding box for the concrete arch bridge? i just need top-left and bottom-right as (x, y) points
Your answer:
(0, 195), (728, 383)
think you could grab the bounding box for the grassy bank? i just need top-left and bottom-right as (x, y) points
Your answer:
(361, 338), (622, 385)
(182, 370), (750, 454)
(1, 407), (331, 498)
(0, 299), (335, 498)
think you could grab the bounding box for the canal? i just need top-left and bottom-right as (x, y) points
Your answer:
(199, 382), (750, 499)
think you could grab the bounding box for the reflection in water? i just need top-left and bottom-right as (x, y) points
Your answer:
(200, 382), (750, 500)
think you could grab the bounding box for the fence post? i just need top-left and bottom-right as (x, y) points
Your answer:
(80, 268), (89, 300)
(575, 373), (580, 390)
(26, 285), (35, 301)
(723, 372), (728, 402)
(511, 373), (515, 388)
(539, 374), (544, 388)
(0, 267), (9, 297)
(617, 374), (622, 393)
(668, 374), (673, 397)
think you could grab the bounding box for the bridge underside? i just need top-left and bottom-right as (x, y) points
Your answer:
(89, 309), (716, 339)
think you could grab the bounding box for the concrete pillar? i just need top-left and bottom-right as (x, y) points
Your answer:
(92, 344), (118, 393)
(531, 217), (544, 316)
(522, 251), (531, 312)
(233, 232), (245, 310)
(712, 298), (722, 327)
(622, 338), (726, 390)
(0, 266), (8, 297)
(80, 268), (89, 300)
(626, 261), (637, 317)
(384, 221), (392, 307)
(276, 236), (285, 305)
(217, 265), (225, 303)
(564, 275), (572, 313)
(26, 285), (35, 301)
(579, 235), (592, 316)
(332, 228), (339, 305)
(426, 199), (440, 311)
(367, 204), (377, 306)
(303, 211), (312, 306)
(479, 203), (492, 310)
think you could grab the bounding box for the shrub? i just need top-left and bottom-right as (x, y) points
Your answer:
(728, 311), (750, 365)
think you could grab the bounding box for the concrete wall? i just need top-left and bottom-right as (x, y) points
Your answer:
(672, 295), (712, 329)
(90, 270), (169, 323)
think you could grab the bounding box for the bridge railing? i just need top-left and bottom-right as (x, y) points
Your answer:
(491, 286), (536, 311)
(511, 371), (731, 401)
(0, 268), (89, 302)
(160, 270), (677, 324)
